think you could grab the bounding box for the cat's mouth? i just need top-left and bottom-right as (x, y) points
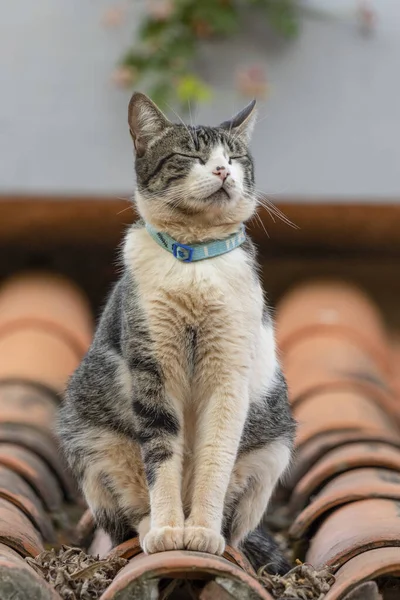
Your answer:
(205, 185), (231, 203)
(165, 185), (232, 215)
(220, 186), (230, 198)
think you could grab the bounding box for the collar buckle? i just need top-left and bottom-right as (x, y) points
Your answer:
(172, 242), (194, 262)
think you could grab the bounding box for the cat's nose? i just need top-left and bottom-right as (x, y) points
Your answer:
(212, 166), (230, 181)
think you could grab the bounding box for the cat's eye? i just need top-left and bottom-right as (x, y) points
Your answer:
(228, 157), (232, 165)
(230, 155), (247, 161)
(172, 152), (205, 165)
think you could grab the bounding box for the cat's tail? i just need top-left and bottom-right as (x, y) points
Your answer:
(240, 524), (291, 575)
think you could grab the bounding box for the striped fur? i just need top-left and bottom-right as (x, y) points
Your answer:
(58, 93), (295, 572)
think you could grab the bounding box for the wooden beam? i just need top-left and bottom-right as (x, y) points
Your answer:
(0, 195), (399, 255)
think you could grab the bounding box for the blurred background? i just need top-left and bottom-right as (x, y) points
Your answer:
(0, 0), (399, 316)
(1, 5), (400, 593)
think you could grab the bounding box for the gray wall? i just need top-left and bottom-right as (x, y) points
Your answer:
(1, 0), (399, 199)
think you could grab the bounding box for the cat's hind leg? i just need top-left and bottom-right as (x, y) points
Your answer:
(225, 367), (295, 547)
(224, 439), (291, 548)
(241, 525), (291, 575)
(78, 427), (150, 546)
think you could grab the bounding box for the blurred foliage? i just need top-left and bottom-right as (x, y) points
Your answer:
(120, 0), (298, 107)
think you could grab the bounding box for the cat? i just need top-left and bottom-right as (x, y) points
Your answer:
(58, 92), (296, 574)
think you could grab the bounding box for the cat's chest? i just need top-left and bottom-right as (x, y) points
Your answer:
(125, 228), (262, 397)
(125, 228), (260, 328)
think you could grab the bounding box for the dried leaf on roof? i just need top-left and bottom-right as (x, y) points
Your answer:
(258, 560), (335, 600)
(25, 545), (127, 600)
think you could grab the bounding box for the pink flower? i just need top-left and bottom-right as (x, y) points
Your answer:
(357, 1), (377, 33)
(101, 6), (125, 28)
(147, 0), (174, 21)
(112, 66), (137, 88)
(236, 65), (268, 98)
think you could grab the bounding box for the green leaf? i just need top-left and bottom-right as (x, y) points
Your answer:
(140, 17), (170, 41)
(210, 8), (239, 35)
(165, 33), (196, 59)
(190, 1), (239, 35)
(122, 52), (147, 70)
(264, 0), (299, 38)
(176, 74), (211, 102)
(119, 0), (300, 106)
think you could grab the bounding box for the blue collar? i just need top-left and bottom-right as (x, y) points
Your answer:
(145, 223), (246, 263)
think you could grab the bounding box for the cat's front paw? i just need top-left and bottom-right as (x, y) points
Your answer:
(142, 526), (185, 554)
(184, 526), (225, 555)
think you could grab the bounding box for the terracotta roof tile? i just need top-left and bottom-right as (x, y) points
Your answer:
(290, 468), (400, 541)
(0, 272), (399, 597)
(293, 390), (398, 448)
(0, 542), (62, 599)
(106, 535), (257, 575)
(0, 382), (58, 433)
(284, 335), (390, 402)
(0, 464), (55, 542)
(0, 443), (63, 512)
(106, 536), (145, 562)
(0, 422), (77, 501)
(323, 547), (400, 599)
(98, 550), (273, 600)
(0, 497), (44, 557)
(0, 273), (93, 393)
(75, 508), (96, 548)
(276, 281), (390, 371)
(281, 430), (400, 498)
(290, 441), (400, 513)
(306, 498), (400, 570)
(0, 273), (92, 596)
(276, 280), (400, 597)
(283, 430), (400, 495)
(0, 272), (93, 355)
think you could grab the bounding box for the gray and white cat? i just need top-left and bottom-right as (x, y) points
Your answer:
(58, 93), (295, 573)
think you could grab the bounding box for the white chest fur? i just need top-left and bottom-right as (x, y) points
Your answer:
(123, 227), (276, 401)
(124, 228), (262, 323)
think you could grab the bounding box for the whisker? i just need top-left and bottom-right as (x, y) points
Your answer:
(257, 199), (298, 229)
(253, 211), (270, 238)
(116, 195), (132, 201)
(188, 100), (199, 148)
(243, 184), (299, 230)
(166, 102), (196, 146)
(254, 112), (270, 127)
(262, 203), (276, 223)
(263, 200), (297, 227)
(116, 205), (134, 216)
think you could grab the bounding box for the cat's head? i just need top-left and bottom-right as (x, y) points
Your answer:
(128, 92), (257, 236)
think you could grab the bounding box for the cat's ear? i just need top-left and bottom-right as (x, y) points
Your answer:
(128, 92), (171, 156)
(219, 99), (257, 143)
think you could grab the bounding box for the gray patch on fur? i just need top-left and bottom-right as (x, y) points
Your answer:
(241, 524), (291, 575)
(239, 369), (296, 455)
